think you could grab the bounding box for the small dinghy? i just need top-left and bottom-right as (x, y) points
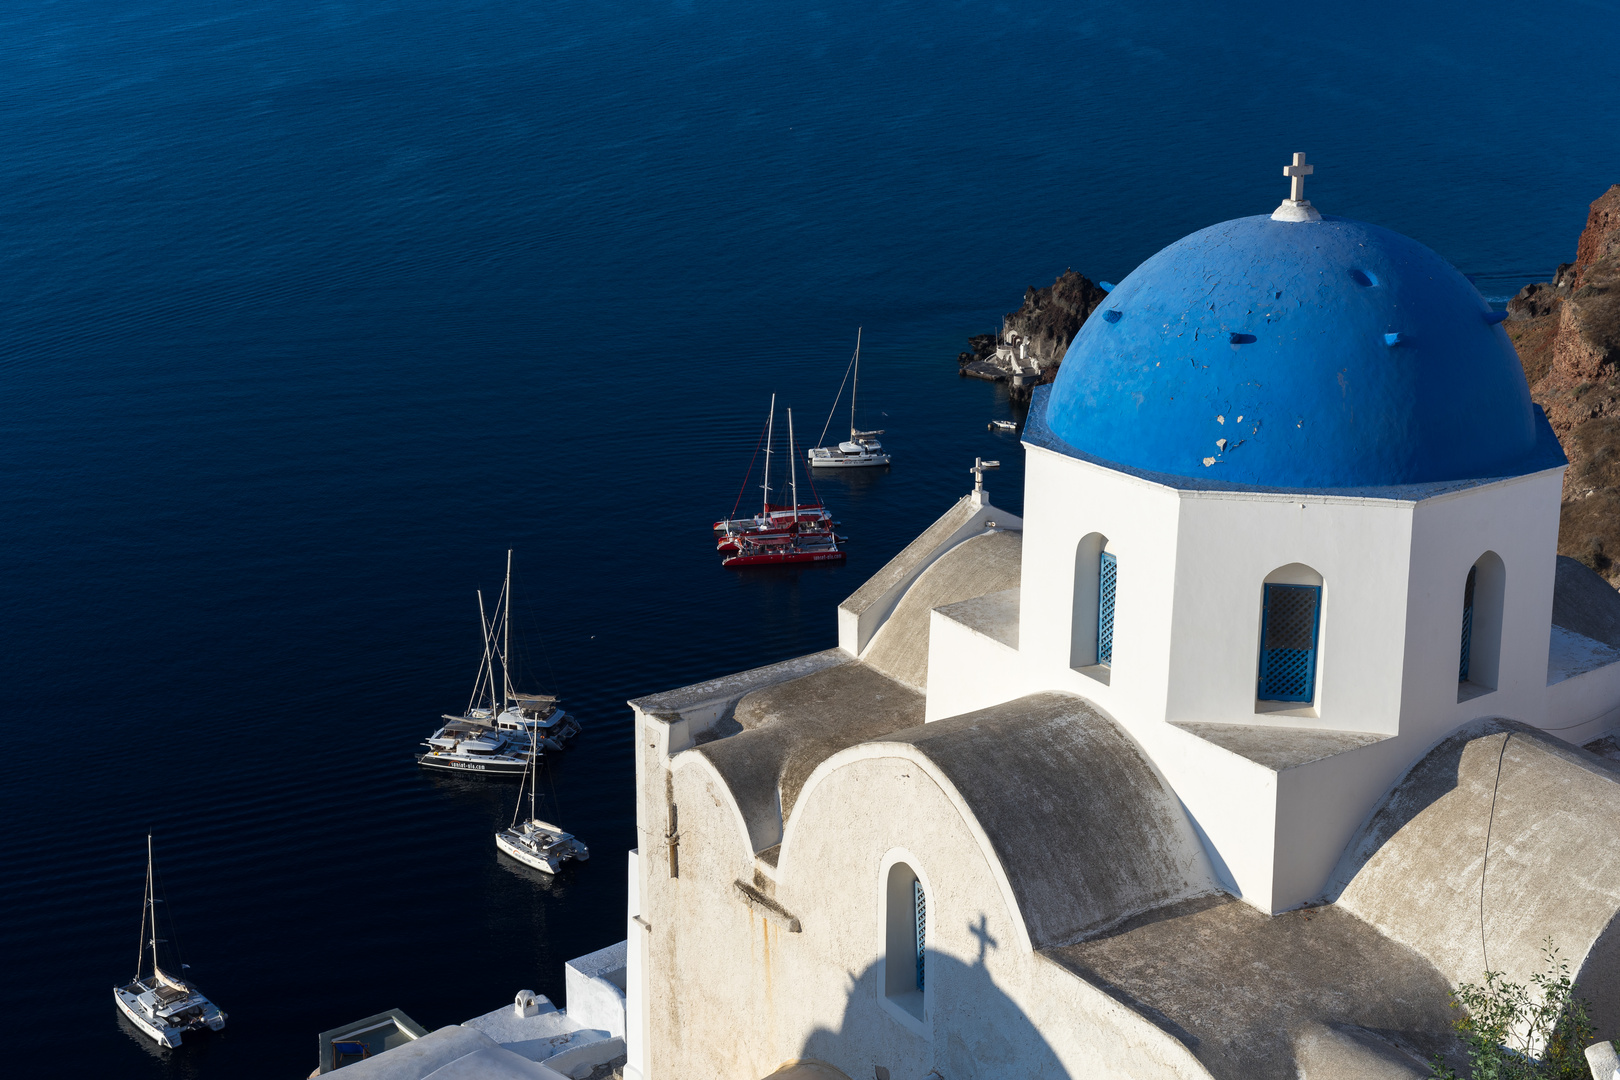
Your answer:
(987, 419), (1017, 432)
(495, 734), (588, 874)
(113, 834), (226, 1048)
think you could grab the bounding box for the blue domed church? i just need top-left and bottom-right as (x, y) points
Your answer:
(619, 159), (1620, 1080)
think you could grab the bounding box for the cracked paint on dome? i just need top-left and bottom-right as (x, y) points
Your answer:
(1045, 215), (1544, 488)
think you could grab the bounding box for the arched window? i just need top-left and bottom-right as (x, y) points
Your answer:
(1099, 552), (1118, 665)
(884, 862), (925, 1018)
(1459, 552), (1505, 698)
(1071, 534), (1114, 674)
(1459, 566), (1477, 681)
(1257, 565), (1323, 704)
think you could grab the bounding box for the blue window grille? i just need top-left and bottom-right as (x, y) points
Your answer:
(1098, 551), (1118, 665)
(913, 879), (926, 991)
(1257, 583), (1321, 702)
(1459, 566), (1477, 682)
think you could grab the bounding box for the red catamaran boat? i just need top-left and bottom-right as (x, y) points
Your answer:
(715, 394), (838, 551)
(719, 400), (846, 568)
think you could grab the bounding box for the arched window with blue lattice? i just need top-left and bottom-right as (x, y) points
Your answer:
(1257, 579), (1321, 703)
(1070, 534), (1114, 677)
(1458, 553), (1505, 700)
(883, 861), (926, 1020)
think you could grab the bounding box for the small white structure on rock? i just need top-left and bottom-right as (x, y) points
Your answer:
(621, 158), (1620, 1080)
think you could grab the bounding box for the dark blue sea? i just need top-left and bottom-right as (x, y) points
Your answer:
(4, 1), (1619, 1075)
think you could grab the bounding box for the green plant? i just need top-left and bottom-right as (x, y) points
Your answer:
(1429, 942), (1594, 1079)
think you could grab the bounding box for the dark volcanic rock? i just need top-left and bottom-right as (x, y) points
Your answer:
(1507, 184), (1620, 584)
(1507, 263), (1575, 320)
(1001, 270), (1109, 367)
(956, 270), (1108, 396)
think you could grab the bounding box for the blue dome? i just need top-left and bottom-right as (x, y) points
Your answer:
(1044, 215), (1544, 488)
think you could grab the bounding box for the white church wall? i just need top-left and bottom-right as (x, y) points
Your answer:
(1164, 491), (1414, 734)
(1017, 444), (1181, 727)
(1269, 736), (1416, 911)
(923, 606), (1025, 723)
(624, 848), (649, 1080)
(1400, 469), (1562, 748)
(1545, 659), (1620, 746)
(775, 750), (1211, 1080)
(635, 717), (1214, 1080)
(1153, 726), (1279, 905)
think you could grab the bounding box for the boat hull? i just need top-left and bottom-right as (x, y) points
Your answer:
(416, 753), (531, 776)
(495, 830), (562, 873)
(113, 979), (226, 1048)
(115, 987), (182, 1048)
(722, 548), (846, 566)
(807, 454), (890, 468)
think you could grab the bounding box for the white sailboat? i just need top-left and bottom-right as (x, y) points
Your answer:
(113, 835), (226, 1048)
(419, 552), (580, 776)
(808, 327), (891, 468)
(495, 730), (589, 874)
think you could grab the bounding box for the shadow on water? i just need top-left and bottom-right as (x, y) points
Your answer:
(114, 1009), (212, 1078)
(792, 933), (1071, 1080)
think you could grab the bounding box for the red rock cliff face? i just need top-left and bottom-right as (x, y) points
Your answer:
(1508, 185), (1620, 583)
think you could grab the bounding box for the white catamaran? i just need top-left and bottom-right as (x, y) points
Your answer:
(808, 327), (891, 468)
(418, 552), (580, 776)
(495, 730), (589, 874)
(113, 834), (227, 1048)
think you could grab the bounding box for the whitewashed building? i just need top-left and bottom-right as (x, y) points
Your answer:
(621, 159), (1620, 1080)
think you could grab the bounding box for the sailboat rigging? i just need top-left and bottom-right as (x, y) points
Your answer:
(722, 408), (847, 566)
(113, 834), (227, 1047)
(418, 552), (580, 776)
(714, 393), (841, 552)
(494, 729), (589, 874)
(808, 328), (891, 468)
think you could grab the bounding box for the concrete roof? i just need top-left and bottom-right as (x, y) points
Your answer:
(1046, 897), (1453, 1080)
(877, 692), (1218, 948)
(1329, 720), (1620, 1035)
(1553, 554), (1620, 648)
(327, 1026), (567, 1080)
(694, 661), (925, 851)
(861, 529), (1023, 691)
(934, 587), (1020, 649)
(839, 494), (983, 620)
(1170, 722), (1386, 770)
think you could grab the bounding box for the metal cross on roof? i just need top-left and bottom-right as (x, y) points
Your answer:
(1283, 152), (1314, 203)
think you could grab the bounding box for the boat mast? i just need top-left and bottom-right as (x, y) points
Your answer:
(849, 327), (862, 439)
(146, 833), (159, 978)
(472, 589), (493, 714)
(502, 549), (513, 712)
(136, 833), (151, 979)
(761, 394), (775, 516)
(788, 409), (799, 524)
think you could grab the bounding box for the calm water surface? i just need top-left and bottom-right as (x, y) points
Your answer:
(3, 1), (1619, 1075)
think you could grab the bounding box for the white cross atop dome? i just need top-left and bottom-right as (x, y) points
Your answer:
(1272, 151), (1322, 222)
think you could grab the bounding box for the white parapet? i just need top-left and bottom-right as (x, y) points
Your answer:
(564, 940), (628, 1039)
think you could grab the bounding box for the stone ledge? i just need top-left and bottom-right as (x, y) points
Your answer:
(733, 879), (802, 932)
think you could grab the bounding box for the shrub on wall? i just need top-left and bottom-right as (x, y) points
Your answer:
(1429, 942), (1594, 1080)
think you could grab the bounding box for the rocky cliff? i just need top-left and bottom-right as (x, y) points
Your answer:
(958, 270), (1108, 396)
(1508, 185), (1620, 584)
